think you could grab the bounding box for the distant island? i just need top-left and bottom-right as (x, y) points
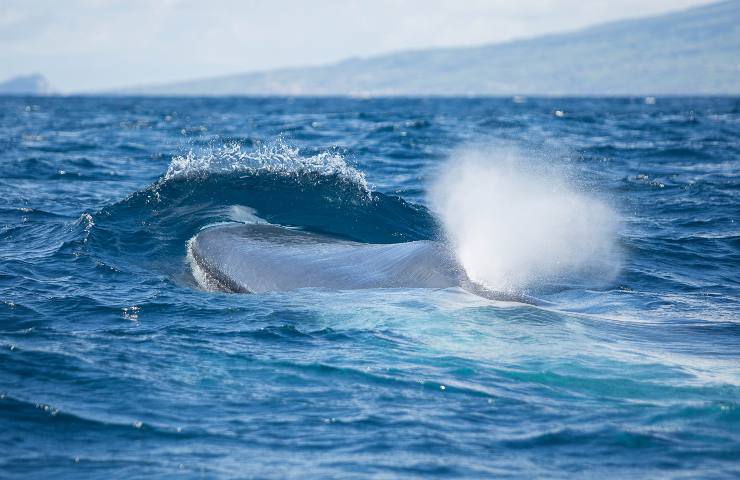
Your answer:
(0, 73), (54, 95)
(3, 0), (738, 97)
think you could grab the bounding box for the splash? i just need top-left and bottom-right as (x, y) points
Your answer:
(164, 139), (371, 195)
(428, 147), (620, 293)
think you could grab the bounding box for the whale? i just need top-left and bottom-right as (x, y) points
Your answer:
(188, 223), (463, 292)
(188, 223), (540, 303)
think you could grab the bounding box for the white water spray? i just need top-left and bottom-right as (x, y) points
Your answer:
(428, 147), (620, 293)
(165, 140), (370, 194)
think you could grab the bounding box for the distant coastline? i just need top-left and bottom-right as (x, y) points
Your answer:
(3, 0), (738, 97)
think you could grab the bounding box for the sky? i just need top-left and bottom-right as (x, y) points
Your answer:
(0, 0), (718, 92)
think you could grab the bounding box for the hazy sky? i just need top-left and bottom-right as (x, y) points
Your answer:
(0, 0), (717, 92)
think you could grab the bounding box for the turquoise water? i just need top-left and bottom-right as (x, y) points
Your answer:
(1, 96), (739, 478)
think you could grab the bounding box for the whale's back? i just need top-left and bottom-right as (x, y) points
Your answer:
(189, 224), (462, 293)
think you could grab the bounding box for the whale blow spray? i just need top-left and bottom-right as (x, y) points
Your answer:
(428, 147), (620, 293)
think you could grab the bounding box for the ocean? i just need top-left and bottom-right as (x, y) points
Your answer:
(1, 96), (738, 478)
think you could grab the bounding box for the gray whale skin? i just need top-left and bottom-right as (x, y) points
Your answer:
(189, 223), (536, 303)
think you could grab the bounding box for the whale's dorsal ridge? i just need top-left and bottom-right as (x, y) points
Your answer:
(188, 223), (541, 305)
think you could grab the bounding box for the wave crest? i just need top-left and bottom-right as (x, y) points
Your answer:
(164, 140), (371, 195)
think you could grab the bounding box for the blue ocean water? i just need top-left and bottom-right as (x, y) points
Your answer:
(0, 96), (738, 479)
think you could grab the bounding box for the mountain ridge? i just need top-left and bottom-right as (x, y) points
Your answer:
(117, 0), (739, 96)
(3, 1), (737, 96)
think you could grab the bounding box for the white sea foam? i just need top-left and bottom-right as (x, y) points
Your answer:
(227, 205), (267, 224)
(164, 139), (370, 194)
(428, 146), (620, 293)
